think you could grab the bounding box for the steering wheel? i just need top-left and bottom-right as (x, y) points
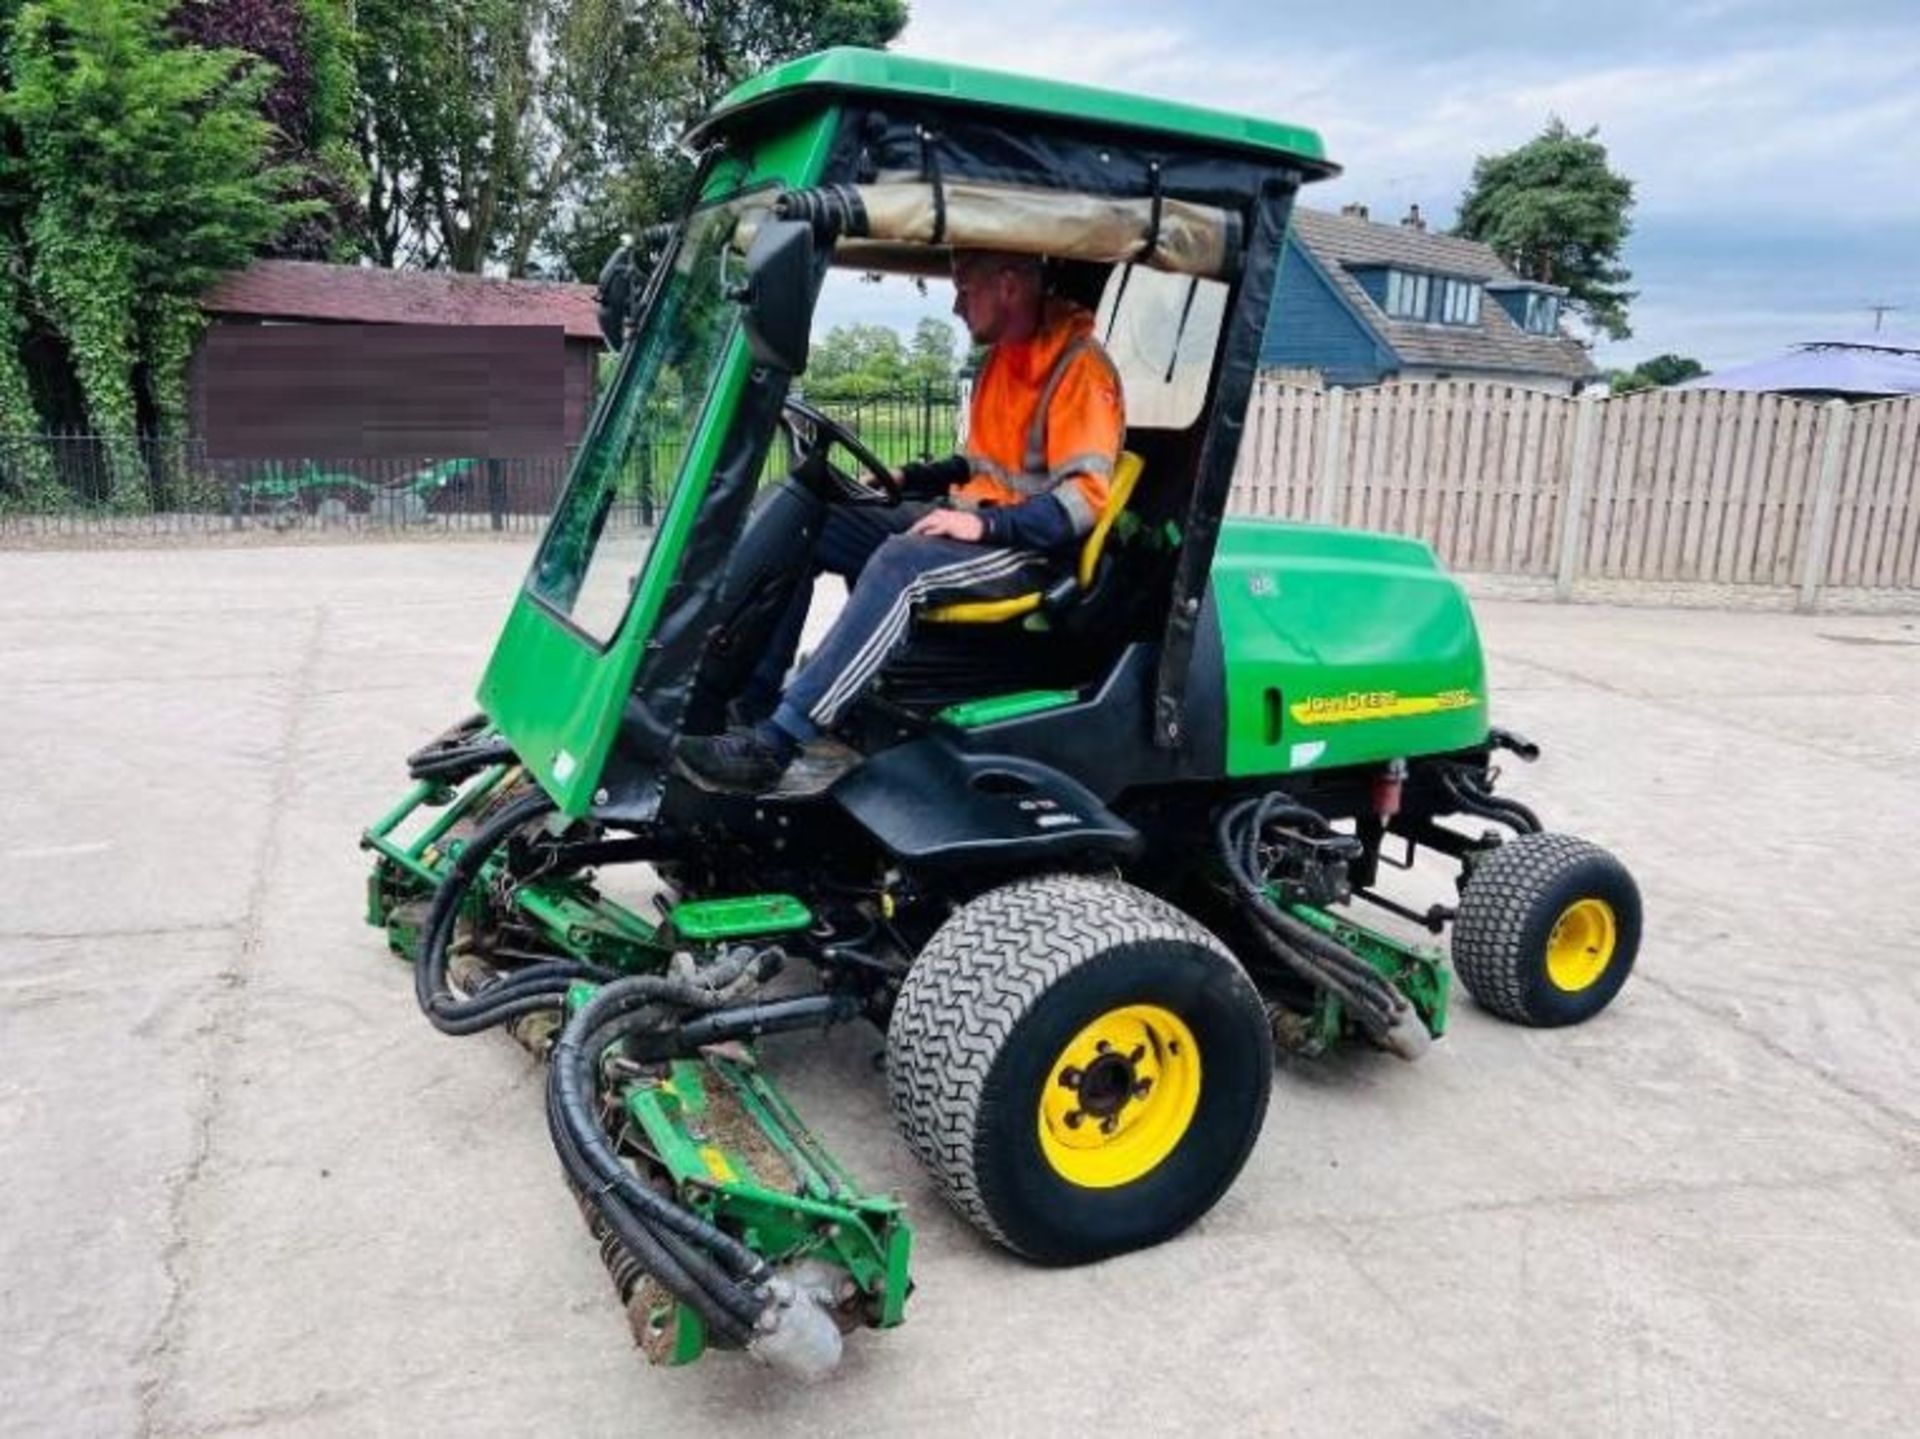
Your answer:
(780, 396), (902, 506)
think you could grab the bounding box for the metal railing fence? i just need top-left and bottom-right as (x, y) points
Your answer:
(0, 387), (965, 539)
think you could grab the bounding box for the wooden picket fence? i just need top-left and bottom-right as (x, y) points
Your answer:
(1228, 380), (1920, 607)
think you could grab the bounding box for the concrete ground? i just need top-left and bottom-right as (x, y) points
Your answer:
(3, 539), (1917, 1438)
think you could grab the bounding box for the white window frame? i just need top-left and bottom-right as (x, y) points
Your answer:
(1441, 277), (1482, 326)
(1384, 269), (1430, 320)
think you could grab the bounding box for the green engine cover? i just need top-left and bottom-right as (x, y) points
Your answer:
(1211, 519), (1488, 777)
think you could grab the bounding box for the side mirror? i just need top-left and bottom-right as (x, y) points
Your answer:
(596, 244), (637, 351)
(738, 219), (815, 374)
(596, 225), (674, 351)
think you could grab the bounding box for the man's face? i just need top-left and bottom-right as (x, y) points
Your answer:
(951, 255), (1036, 345)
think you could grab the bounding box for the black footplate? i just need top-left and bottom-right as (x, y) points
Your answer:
(831, 736), (1141, 869)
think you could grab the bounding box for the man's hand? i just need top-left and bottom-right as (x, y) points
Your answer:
(909, 508), (987, 543)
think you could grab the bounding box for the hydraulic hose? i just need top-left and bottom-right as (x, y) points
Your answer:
(1215, 794), (1409, 1040)
(544, 1083), (759, 1345)
(542, 951), (789, 1337)
(408, 737), (516, 783)
(406, 712), (516, 783)
(1439, 766), (1542, 835)
(549, 970), (777, 1288)
(407, 784), (780, 1345)
(414, 789), (613, 1034)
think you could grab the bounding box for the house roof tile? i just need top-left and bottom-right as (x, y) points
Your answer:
(1292, 207), (1597, 383)
(201, 260), (602, 343)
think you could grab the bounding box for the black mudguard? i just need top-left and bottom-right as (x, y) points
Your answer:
(831, 735), (1141, 870)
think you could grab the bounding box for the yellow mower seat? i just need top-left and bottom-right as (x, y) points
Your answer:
(923, 451), (1144, 624)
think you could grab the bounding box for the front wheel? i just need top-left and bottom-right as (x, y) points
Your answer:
(887, 875), (1272, 1265)
(1453, 832), (1641, 1027)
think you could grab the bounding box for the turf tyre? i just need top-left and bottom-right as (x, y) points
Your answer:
(886, 874), (1272, 1264)
(1453, 832), (1640, 1027)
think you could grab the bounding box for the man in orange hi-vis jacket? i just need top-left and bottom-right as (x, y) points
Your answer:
(674, 248), (1125, 793)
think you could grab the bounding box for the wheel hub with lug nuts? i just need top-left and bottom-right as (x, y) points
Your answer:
(1037, 1004), (1202, 1189)
(1545, 897), (1617, 993)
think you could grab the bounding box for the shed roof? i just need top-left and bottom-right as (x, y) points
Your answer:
(1290, 208), (1596, 383)
(201, 260), (602, 343)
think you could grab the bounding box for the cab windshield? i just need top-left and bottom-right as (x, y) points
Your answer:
(527, 192), (759, 643)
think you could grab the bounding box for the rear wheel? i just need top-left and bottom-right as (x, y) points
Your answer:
(1453, 833), (1641, 1026)
(887, 875), (1271, 1264)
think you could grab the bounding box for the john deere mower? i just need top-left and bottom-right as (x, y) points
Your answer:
(363, 50), (1640, 1382)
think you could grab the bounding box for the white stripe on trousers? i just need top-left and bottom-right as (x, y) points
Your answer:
(812, 547), (1031, 716)
(810, 548), (1035, 723)
(809, 547), (1040, 725)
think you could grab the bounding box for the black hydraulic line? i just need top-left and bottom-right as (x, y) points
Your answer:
(408, 737), (515, 782)
(1243, 886), (1391, 998)
(544, 1084), (758, 1344)
(1487, 726), (1541, 762)
(404, 776), (775, 1338)
(549, 1083), (756, 1329)
(551, 973), (776, 1287)
(1243, 898), (1400, 1033)
(405, 712), (515, 782)
(548, 1030), (767, 1337)
(1439, 767), (1542, 835)
(1237, 909), (1391, 1028)
(425, 991), (583, 1038)
(580, 1003), (669, 1072)
(544, 979), (772, 1337)
(414, 790), (615, 1035)
(571, 950), (779, 1078)
(1215, 796), (1407, 1037)
(639, 992), (861, 1055)
(1490, 794), (1544, 833)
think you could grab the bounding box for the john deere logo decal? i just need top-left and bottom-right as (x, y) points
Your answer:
(1289, 689), (1479, 726)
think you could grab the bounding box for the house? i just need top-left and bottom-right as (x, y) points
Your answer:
(1261, 204), (1597, 393)
(194, 260), (602, 462)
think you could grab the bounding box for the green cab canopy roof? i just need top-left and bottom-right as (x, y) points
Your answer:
(686, 47), (1338, 179)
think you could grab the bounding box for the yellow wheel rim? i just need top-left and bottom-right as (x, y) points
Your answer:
(1037, 1004), (1201, 1189)
(1546, 898), (1618, 992)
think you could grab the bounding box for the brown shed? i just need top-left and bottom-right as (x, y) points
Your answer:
(194, 261), (603, 463)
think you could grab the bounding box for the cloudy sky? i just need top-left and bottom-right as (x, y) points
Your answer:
(820, 0), (1920, 372)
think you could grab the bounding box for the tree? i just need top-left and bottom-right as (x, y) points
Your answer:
(674, 1), (909, 110)
(807, 323), (909, 399)
(1632, 353), (1705, 387)
(5, 0), (314, 501)
(0, 0), (59, 501)
(355, 0), (907, 279)
(354, 0), (541, 272)
(170, 0), (363, 261)
(803, 318), (959, 402)
(908, 316), (958, 387)
(561, 1), (908, 279)
(1609, 353), (1705, 395)
(1455, 118), (1636, 342)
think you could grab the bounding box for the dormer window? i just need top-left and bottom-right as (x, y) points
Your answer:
(1440, 278), (1482, 326)
(1522, 292), (1560, 334)
(1384, 269), (1430, 319)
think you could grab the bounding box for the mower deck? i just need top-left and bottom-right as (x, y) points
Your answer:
(363, 764), (914, 1370)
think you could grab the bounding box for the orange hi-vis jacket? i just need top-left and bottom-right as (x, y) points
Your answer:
(952, 298), (1125, 536)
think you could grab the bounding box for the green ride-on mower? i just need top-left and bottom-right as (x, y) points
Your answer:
(363, 50), (1640, 1382)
